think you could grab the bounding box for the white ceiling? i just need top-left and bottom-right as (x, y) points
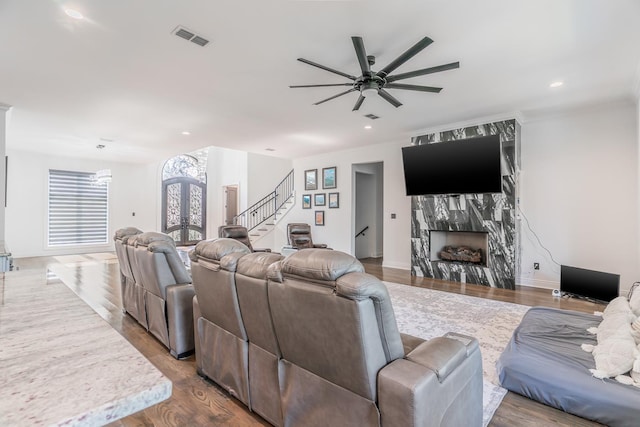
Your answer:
(1, 0), (639, 163)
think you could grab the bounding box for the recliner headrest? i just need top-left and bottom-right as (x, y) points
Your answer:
(237, 252), (285, 279)
(191, 238), (251, 262)
(218, 225), (249, 239)
(114, 227), (143, 241)
(288, 223), (311, 235)
(136, 231), (175, 247)
(277, 249), (364, 282)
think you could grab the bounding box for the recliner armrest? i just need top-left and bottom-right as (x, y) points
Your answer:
(166, 283), (195, 358)
(406, 336), (469, 383)
(378, 333), (482, 427)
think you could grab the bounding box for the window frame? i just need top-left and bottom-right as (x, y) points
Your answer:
(47, 169), (110, 247)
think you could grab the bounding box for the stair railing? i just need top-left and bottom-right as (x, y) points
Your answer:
(355, 225), (369, 238)
(234, 169), (294, 231)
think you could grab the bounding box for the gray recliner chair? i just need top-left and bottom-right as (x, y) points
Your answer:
(218, 225), (271, 252)
(234, 250), (285, 425)
(286, 223), (329, 249)
(123, 231), (148, 329)
(133, 231), (195, 359)
(114, 227), (143, 320)
(266, 249), (483, 427)
(189, 238), (253, 406)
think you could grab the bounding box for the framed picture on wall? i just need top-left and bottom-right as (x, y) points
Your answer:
(305, 169), (318, 190)
(328, 192), (339, 208)
(322, 166), (337, 189)
(315, 210), (325, 226)
(302, 194), (311, 209)
(314, 193), (326, 206)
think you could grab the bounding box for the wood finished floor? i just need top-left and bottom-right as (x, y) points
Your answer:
(12, 254), (605, 427)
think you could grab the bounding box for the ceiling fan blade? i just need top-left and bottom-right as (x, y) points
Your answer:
(313, 88), (357, 105)
(385, 83), (442, 93)
(297, 58), (357, 80)
(352, 36), (370, 75)
(386, 61), (460, 83)
(352, 95), (365, 111)
(290, 83), (354, 88)
(377, 37), (433, 78)
(377, 89), (403, 108)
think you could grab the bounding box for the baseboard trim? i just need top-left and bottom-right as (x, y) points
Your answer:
(382, 261), (411, 270)
(517, 277), (559, 290)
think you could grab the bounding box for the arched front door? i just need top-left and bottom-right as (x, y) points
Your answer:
(161, 154), (206, 245)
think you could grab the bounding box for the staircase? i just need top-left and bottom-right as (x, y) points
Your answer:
(233, 169), (295, 243)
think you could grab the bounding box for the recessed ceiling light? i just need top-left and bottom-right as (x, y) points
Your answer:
(265, 148), (276, 152)
(182, 131), (191, 135)
(549, 81), (564, 88)
(64, 9), (84, 19)
(364, 125), (372, 130)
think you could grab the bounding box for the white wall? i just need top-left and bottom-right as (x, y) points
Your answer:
(637, 91), (640, 291)
(0, 105), (9, 246)
(205, 146), (248, 239)
(519, 101), (639, 293)
(247, 153), (293, 205)
(5, 149), (159, 257)
(275, 140), (411, 270)
(5, 145), (293, 257)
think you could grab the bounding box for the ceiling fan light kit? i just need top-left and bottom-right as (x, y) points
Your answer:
(290, 36), (459, 111)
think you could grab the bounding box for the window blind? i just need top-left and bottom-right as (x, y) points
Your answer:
(48, 169), (109, 246)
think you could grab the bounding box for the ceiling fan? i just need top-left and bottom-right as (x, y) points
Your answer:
(290, 36), (459, 111)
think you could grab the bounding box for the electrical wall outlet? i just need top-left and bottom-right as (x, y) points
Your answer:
(534, 262), (540, 270)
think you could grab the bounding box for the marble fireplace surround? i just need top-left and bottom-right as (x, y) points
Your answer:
(410, 119), (520, 290)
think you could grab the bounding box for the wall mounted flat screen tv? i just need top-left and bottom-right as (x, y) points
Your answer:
(560, 265), (620, 303)
(402, 135), (502, 196)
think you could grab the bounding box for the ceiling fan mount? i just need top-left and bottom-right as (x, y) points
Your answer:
(290, 36), (459, 111)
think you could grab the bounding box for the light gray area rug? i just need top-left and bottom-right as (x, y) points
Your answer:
(385, 281), (530, 427)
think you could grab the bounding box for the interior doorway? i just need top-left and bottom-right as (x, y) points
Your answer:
(223, 185), (239, 225)
(353, 162), (383, 261)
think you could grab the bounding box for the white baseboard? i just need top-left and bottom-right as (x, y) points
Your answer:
(382, 261), (411, 270)
(517, 276), (559, 290)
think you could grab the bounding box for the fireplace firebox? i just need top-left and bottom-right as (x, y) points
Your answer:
(429, 231), (489, 268)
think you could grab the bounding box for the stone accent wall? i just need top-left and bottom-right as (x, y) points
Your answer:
(410, 119), (520, 289)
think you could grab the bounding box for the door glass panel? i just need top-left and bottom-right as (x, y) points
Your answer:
(166, 183), (181, 228)
(168, 230), (181, 241)
(188, 230), (202, 241)
(190, 184), (203, 227)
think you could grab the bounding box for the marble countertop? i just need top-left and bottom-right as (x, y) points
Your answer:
(0, 270), (172, 426)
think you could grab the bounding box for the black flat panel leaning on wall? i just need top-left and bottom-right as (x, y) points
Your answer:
(409, 119), (520, 289)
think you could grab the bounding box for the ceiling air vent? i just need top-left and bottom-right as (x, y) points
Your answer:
(364, 114), (380, 120)
(172, 25), (210, 47)
(191, 36), (209, 47)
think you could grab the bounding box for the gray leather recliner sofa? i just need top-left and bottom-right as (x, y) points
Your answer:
(268, 249), (483, 426)
(116, 228), (148, 328)
(114, 228), (195, 359)
(114, 227), (143, 322)
(190, 238), (254, 406)
(190, 241), (483, 427)
(191, 238), (285, 424)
